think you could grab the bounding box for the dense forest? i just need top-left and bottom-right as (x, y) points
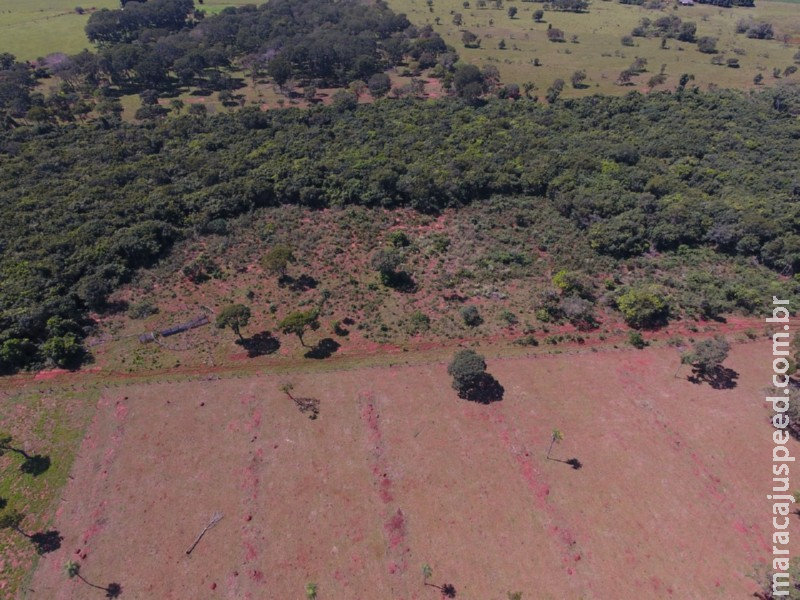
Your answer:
(0, 83), (799, 372)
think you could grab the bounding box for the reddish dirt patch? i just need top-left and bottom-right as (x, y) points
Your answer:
(27, 340), (799, 598)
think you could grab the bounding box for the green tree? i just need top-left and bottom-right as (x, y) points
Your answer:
(447, 349), (487, 396)
(616, 288), (668, 329)
(370, 247), (404, 285)
(570, 70), (587, 88)
(268, 56), (293, 88)
(216, 304), (251, 341)
(681, 336), (730, 375)
(533, 9), (544, 22)
(697, 36), (718, 54)
(65, 561), (122, 597)
(546, 429), (563, 459)
(0, 509), (26, 536)
(461, 305), (483, 327)
(507, 6), (517, 18)
(262, 244), (295, 278)
(279, 310), (320, 347)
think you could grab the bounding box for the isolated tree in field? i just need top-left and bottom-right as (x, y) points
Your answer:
(680, 336), (730, 376)
(216, 304), (251, 341)
(447, 349), (503, 402)
(507, 6), (517, 18)
(65, 561), (122, 598)
(533, 9), (544, 22)
(547, 28), (565, 43)
(261, 244), (295, 278)
(546, 429), (563, 459)
(0, 432), (50, 475)
(421, 564), (457, 598)
(279, 310), (319, 347)
(448, 349), (487, 395)
(461, 31), (479, 48)
(697, 36), (718, 54)
(570, 70), (587, 88)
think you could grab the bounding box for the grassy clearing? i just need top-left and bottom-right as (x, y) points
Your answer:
(0, 385), (99, 597)
(0, 0), (254, 61)
(388, 0), (800, 95)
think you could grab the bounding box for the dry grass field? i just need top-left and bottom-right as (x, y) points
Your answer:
(389, 0), (800, 95)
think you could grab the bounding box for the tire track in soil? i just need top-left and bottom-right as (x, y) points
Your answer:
(45, 393), (129, 600)
(615, 360), (771, 561)
(226, 393), (267, 600)
(464, 404), (592, 591)
(358, 391), (414, 600)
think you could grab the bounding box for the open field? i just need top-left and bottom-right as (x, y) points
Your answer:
(16, 339), (798, 599)
(0, 0), (254, 61)
(0, 387), (99, 597)
(389, 0), (800, 95)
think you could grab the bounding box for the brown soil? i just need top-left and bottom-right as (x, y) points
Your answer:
(24, 339), (796, 599)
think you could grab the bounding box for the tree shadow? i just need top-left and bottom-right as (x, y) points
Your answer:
(304, 338), (340, 359)
(105, 582), (123, 598)
(20, 454), (51, 476)
(459, 373), (504, 404)
(688, 365), (739, 389)
(237, 331), (280, 358)
(290, 274), (318, 292)
(385, 271), (417, 293)
(30, 530), (63, 554)
(548, 457), (583, 469)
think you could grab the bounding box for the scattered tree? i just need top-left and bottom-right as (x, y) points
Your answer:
(533, 9), (544, 22)
(279, 310), (320, 347)
(547, 429), (563, 459)
(216, 304), (251, 341)
(447, 349), (503, 402)
(681, 336), (730, 375)
(65, 561), (122, 598)
(570, 70), (587, 88)
(697, 36), (718, 54)
(507, 6), (517, 18)
(261, 244), (295, 279)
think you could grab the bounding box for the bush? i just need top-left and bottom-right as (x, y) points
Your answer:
(616, 288), (669, 329)
(628, 331), (646, 349)
(697, 37), (718, 54)
(461, 305), (483, 327)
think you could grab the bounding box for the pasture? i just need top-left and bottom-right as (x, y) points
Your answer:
(389, 0), (800, 95)
(18, 339), (796, 598)
(0, 0), (253, 61)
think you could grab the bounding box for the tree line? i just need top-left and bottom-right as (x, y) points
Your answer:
(0, 84), (799, 372)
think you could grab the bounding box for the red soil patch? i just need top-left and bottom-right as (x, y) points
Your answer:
(26, 340), (799, 598)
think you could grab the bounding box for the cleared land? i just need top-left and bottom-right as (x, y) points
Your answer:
(21, 339), (798, 599)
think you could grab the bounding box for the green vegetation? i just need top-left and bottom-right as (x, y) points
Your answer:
(279, 310), (320, 347)
(681, 335), (731, 374)
(215, 304), (252, 341)
(1, 85), (799, 371)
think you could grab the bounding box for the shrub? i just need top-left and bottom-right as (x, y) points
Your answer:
(461, 305), (483, 327)
(616, 288), (669, 329)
